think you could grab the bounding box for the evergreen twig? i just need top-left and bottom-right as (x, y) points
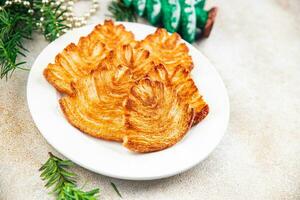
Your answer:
(40, 152), (100, 200)
(0, 8), (32, 79)
(108, 0), (137, 22)
(0, 0), (69, 79)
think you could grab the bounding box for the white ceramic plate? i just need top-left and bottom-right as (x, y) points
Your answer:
(27, 22), (229, 180)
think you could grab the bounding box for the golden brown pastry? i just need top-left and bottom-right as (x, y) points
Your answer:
(89, 20), (136, 51)
(102, 44), (155, 80)
(45, 21), (209, 153)
(59, 65), (133, 142)
(147, 64), (209, 125)
(44, 20), (136, 95)
(138, 28), (193, 75)
(138, 28), (209, 125)
(170, 66), (209, 125)
(44, 39), (108, 94)
(123, 78), (195, 153)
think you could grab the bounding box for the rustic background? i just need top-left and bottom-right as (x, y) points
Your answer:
(0, 0), (299, 199)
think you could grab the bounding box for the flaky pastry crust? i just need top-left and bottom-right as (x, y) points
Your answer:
(59, 65), (133, 142)
(45, 21), (209, 153)
(101, 44), (155, 80)
(138, 28), (193, 75)
(44, 20), (136, 95)
(147, 64), (209, 125)
(123, 78), (195, 153)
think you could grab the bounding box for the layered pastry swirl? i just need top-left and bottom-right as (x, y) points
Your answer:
(44, 20), (209, 153)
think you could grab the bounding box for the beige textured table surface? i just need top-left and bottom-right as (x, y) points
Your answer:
(1, 0), (300, 199)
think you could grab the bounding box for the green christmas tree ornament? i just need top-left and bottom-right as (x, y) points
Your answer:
(112, 0), (218, 43)
(133, 0), (147, 16)
(146, 0), (162, 25)
(161, 0), (181, 33)
(195, 0), (205, 9)
(195, 7), (208, 28)
(180, 0), (197, 43)
(124, 0), (133, 6)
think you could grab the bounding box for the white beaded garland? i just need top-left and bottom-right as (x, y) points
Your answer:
(42, 0), (49, 4)
(28, 9), (34, 14)
(5, 1), (12, 6)
(2, 0), (100, 33)
(62, 0), (100, 29)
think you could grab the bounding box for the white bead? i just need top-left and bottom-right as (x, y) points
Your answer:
(66, 6), (73, 11)
(90, 8), (96, 14)
(5, 1), (11, 5)
(60, 5), (66, 10)
(84, 13), (90, 19)
(55, 1), (60, 6)
(28, 9), (34, 14)
(66, 17), (73, 22)
(75, 22), (81, 27)
(67, 1), (74, 6)
(23, 1), (30, 6)
(63, 12), (70, 17)
(40, 8), (44, 12)
(40, 17), (44, 21)
(92, 4), (99, 9)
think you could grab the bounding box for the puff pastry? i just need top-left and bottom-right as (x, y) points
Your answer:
(123, 78), (195, 152)
(90, 20), (136, 51)
(102, 44), (155, 80)
(148, 64), (209, 125)
(170, 66), (209, 125)
(59, 65), (133, 141)
(44, 20), (135, 94)
(138, 28), (193, 74)
(44, 21), (209, 153)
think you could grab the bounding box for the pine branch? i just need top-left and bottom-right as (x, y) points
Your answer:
(57, 183), (100, 200)
(0, 1), (69, 79)
(33, 0), (69, 41)
(39, 152), (77, 194)
(0, 8), (32, 79)
(40, 152), (100, 200)
(108, 0), (137, 22)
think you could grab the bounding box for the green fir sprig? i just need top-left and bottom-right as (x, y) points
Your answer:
(39, 152), (100, 199)
(57, 183), (100, 200)
(34, 0), (69, 41)
(108, 0), (137, 22)
(0, 0), (68, 79)
(111, 182), (122, 198)
(0, 7), (33, 79)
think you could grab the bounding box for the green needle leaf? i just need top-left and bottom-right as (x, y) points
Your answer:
(40, 152), (100, 199)
(111, 182), (122, 198)
(108, 0), (137, 22)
